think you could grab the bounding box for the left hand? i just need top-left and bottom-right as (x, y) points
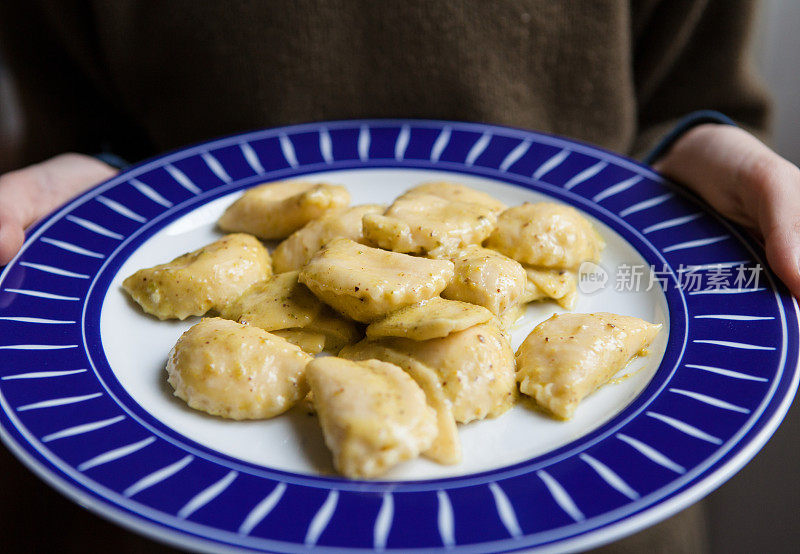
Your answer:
(0, 153), (117, 265)
(653, 123), (800, 298)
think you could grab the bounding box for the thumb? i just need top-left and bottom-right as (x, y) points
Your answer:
(0, 206), (25, 266)
(757, 166), (800, 299)
(763, 217), (800, 300)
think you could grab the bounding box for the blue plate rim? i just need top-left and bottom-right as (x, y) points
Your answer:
(0, 118), (797, 553)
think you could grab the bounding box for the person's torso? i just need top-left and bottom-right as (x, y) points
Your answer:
(77, 1), (639, 155)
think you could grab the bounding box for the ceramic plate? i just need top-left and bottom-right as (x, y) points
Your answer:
(0, 120), (797, 553)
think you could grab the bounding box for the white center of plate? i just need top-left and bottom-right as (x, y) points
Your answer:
(100, 169), (669, 480)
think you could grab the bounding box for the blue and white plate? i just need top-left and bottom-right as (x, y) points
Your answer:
(0, 120), (797, 553)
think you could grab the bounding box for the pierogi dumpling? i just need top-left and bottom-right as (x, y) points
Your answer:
(124, 178), (621, 479)
(366, 297), (494, 341)
(122, 233), (271, 320)
(485, 202), (604, 269)
(341, 323), (517, 424)
(439, 245), (527, 322)
(307, 357), (437, 479)
(515, 312), (661, 420)
(167, 318), (312, 420)
(300, 306), (363, 353)
(272, 204), (384, 272)
(218, 180), (350, 240)
(272, 329), (327, 355)
(298, 238), (454, 323)
(221, 271), (322, 330)
(522, 267), (578, 309)
(404, 182), (507, 215)
(222, 271), (361, 352)
(401, 360), (462, 465)
(339, 346), (461, 465)
(362, 193), (496, 256)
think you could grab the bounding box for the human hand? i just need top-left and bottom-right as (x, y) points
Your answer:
(0, 153), (117, 265)
(653, 124), (800, 298)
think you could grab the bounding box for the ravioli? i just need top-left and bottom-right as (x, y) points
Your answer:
(122, 233), (271, 320)
(523, 267), (578, 309)
(362, 193), (496, 256)
(341, 323), (517, 424)
(307, 357), (438, 478)
(167, 318), (312, 420)
(366, 297), (494, 341)
(440, 245), (527, 322)
(515, 312), (661, 419)
(272, 204), (384, 272)
(485, 202), (604, 269)
(298, 238), (454, 323)
(404, 182), (507, 214)
(218, 180), (350, 240)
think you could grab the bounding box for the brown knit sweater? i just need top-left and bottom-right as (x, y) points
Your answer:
(0, 1), (770, 172)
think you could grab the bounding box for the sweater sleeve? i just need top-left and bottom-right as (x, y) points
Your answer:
(629, 0), (771, 159)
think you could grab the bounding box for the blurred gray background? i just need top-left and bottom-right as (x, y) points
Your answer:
(705, 2), (800, 552)
(754, 0), (800, 165)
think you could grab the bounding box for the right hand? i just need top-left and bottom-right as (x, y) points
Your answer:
(0, 153), (118, 265)
(654, 124), (800, 299)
